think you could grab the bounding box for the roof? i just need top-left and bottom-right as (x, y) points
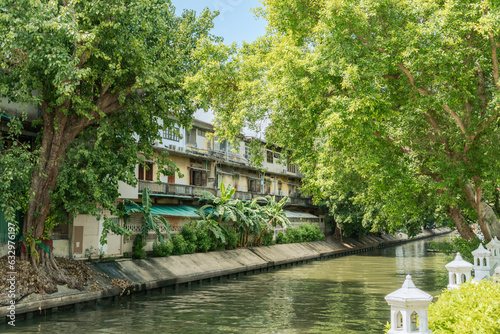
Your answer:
(385, 275), (433, 306)
(486, 237), (500, 250)
(445, 253), (473, 270)
(126, 205), (201, 218)
(472, 244), (491, 257)
(284, 210), (318, 219)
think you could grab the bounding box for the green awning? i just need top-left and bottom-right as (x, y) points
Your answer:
(126, 205), (201, 218)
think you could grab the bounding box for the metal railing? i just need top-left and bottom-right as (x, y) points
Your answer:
(138, 180), (216, 197)
(138, 180), (313, 205)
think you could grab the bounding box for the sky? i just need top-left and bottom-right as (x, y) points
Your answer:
(170, 0), (267, 45)
(170, 0), (268, 131)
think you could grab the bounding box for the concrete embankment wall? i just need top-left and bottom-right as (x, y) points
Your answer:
(1, 228), (450, 323)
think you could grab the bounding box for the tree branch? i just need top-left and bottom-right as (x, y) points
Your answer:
(397, 64), (431, 95)
(490, 36), (500, 89)
(443, 104), (467, 136)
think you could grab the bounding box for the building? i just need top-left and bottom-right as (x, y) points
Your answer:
(69, 118), (323, 259)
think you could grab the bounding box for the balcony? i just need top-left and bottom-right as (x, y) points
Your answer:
(138, 180), (216, 198)
(231, 191), (313, 206)
(138, 181), (314, 206)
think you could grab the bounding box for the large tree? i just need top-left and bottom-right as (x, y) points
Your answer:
(0, 0), (216, 288)
(186, 0), (500, 240)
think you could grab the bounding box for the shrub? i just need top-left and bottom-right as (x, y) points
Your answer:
(262, 229), (274, 246)
(429, 280), (500, 333)
(181, 224), (197, 244)
(171, 234), (188, 255)
(195, 225), (212, 252)
(132, 234), (147, 259)
(287, 227), (303, 243)
(276, 231), (288, 244)
(152, 241), (173, 257)
(225, 227), (238, 250)
(299, 224), (325, 242)
(181, 224), (197, 254)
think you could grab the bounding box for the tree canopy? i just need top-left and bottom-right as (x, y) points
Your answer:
(186, 0), (500, 240)
(0, 0), (217, 282)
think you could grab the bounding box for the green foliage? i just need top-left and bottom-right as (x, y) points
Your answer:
(181, 224), (198, 244)
(180, 224), (198, 254)
(194, 225), (212, 252)
(276, 231), (288, 244)
(224, 227), (239, 250)
(430, 237), (483, 263)
(85, 246), (95, 261)
(100, 216), (132, 246)
(429, 280), (500, 334)
(186, 0), (500, 241)
(299, 224), (325, 242)
(171, 234), (188, 255)
(132, 234), (147, 259)
(262, 229), (274, 246)
(0, 115), (38, 226)
(287, 227), (304, 243)
(197, 182), (290, 248)
(152, 241), (173, 257)
(125, 188), (173, 243)
(275, 225), (325, 244)
(0, 0), (218, 252)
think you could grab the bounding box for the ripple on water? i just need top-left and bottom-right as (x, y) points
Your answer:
(1, 235), (450, 334)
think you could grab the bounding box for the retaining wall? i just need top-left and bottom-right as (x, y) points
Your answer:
(1, 227), (451, 323)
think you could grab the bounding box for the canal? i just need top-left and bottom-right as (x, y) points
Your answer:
(3, 235), (450, 333)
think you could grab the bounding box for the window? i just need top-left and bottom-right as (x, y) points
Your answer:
(163, 126), (180, 141)
(264, 179), (272, 194)
(216, 139), (227, 152)
(267, 150), (273, 164)
(197, 129), (206, 137)
(287, 162), (297, 174)
(396, 311), (403, 329)
(410, 311), (419, 331)
(248, 179), (261, 193)
(190, 169), (207, 186)
(167, 167), (175, 184)
(138, 162), (154, 181)
(244, 145), (251, 160)
(186, 128), (197, 146)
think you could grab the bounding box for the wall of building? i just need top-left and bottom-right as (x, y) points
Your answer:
(0, 97), (39, 121)
(72, 212), (122, 260)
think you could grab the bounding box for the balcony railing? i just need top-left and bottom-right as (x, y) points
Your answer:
(138, 180), (313, 206)
(138, 180), (216, 197)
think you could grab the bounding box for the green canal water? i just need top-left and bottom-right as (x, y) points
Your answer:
(3, 235), (451, 334)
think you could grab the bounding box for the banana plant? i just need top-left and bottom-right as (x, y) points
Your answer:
(124, 188), (173, 243)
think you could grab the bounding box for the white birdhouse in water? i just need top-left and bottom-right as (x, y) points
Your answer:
(385, 275), (433, 333)
(445, 252), (473, 289)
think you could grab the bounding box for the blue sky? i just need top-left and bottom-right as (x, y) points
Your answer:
(170, 1), (268, 133)
(170, 0), (267, 45)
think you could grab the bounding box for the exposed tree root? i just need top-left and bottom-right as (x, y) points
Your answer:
(0, 256), (107, 306)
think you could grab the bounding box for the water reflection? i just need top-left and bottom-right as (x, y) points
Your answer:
(1, 235), (450, 334)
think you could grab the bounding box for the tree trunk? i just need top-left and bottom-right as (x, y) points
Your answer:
(464, 182), (500, 242)
(448, 205), (476, 240)
(22, 105), (79, 269)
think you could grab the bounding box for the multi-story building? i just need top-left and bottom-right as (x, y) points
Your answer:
(1, 101), (322, 258)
